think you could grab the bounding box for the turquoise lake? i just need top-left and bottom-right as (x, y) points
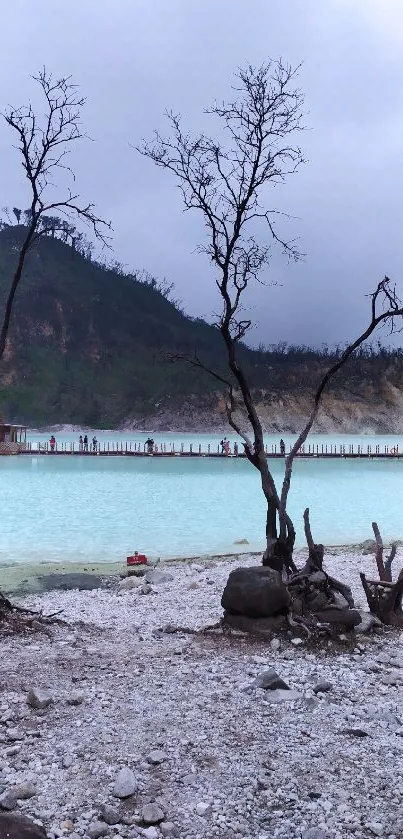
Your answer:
(1, 431), (403, 565)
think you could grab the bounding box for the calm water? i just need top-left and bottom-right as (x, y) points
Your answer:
(0, 447), (402, 565)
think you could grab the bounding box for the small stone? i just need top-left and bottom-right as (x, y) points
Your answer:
(340, 728), (369, 737)
(140, 584), (153, 595)
(6, 729), (23, 742)
(254, 668), (289, 691)
(142, 803), (165, 824)
(100, 804), (121, 826)
(313, 680), (333, 694)
(26, 688), (53, 710)
(365, 823), (384, 837)
(113, 767), (137, 798)
(145, 570), (174, 585)
(67, 692), (84, 706)
(302, 829), (329, 839)
(0, 790), (17, 810)
(264, 689), (302, 703)
(270, 638), (281, 651)
(60, 821), (74, 831)
(62, 754), (74, 768)
(147, 750), (167, 765)
(13, 783), (37, 800)
(5, 747), (20, 757)
(291, 637), (304, 646)
(187, 581), (199, 590)
(142, 828), (159, 839)
(88, 820), (109, 839)
(160, 823), (176, 837)
(196, 802), (211, 816)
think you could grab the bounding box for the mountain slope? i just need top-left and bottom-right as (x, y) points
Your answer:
(0, 225), (403, 430)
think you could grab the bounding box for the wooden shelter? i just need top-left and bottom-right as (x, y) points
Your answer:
(0, 423), (27, 453)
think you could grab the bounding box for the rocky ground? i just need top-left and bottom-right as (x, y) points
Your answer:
(1, 552), (403, 839)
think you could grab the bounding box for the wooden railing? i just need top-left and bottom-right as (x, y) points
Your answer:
(16, 440), (403, 458)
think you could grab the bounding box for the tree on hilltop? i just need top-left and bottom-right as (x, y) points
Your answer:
(0, 68), (111, 366)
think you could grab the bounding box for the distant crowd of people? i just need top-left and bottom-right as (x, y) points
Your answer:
(47, 434), (288, 456)
(219, 437), (286, 456)
(79, 434), (98, 452)
(48, 434), (98, 452)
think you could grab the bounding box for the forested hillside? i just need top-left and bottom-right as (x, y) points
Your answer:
(0, 226), (403, 430)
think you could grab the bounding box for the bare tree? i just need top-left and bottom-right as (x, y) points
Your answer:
(139, 61), (403, 575)
(138, 61), (304, 571)
(0, 68), (111, 364)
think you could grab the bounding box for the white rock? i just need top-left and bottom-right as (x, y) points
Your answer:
(141, 828), (160, 839)
(147, 749), (168, 764)
(145, 570), (174, 585)
(196, 802), (211, 816)
(264, 689), (302, 703)
(67, 691), (84, 705)
(119, 576), (143, 591)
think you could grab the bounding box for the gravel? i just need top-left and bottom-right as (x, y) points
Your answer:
(0, 549), (402, 839)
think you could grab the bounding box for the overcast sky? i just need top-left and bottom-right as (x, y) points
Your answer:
(1, 0), (403, 348)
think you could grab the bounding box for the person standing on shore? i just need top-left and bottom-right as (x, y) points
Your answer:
(280, 438), (286, 456)
(49, 435), (56, 452)
(83, 434), (88, 452)
(92, 436), (98, 453)
(79, 435), (83, 452)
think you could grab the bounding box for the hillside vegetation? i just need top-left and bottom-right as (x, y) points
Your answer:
(0, 226), (403, 431)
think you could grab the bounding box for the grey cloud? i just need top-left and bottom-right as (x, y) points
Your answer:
(1, 0), (403, 347)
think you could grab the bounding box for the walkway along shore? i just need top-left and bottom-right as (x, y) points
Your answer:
(9, 440), (403, 458)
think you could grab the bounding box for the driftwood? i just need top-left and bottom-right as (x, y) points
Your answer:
(0, 588), (64, 633)
(283, 508), (358, 633)
(359, 522), (403, 628)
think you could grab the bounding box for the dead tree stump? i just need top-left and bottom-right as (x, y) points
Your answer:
(360, 522), (403, 628)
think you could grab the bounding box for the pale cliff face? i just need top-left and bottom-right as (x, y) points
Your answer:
(124, 378), (403, 434)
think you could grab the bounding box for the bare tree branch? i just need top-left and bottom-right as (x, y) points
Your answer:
(0, 68), (112, 363)
(278, 278), (403, 537)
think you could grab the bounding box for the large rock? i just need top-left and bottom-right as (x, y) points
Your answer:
(221, 567), (290, 618)
(0, 812), (47, 838)
(223, 613), (286, 634)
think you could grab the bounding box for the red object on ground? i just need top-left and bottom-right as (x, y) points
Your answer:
(127, 553), (148, 566)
